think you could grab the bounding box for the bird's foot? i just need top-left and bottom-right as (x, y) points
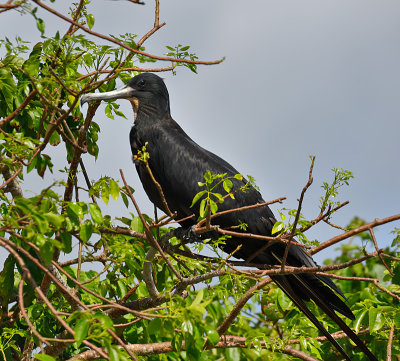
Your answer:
(173, 226), (220, 244)
(173, 226), (201, 244)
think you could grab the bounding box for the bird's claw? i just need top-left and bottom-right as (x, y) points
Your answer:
(173, 225), (201, 243)
(174, 226), (220, 244)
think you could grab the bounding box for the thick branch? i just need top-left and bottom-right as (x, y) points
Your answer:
(67, 334), (319, 361)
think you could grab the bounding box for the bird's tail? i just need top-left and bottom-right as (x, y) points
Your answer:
(268, 246), (378, 361)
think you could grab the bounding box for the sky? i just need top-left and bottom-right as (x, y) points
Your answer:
(1, 0), (399, 263)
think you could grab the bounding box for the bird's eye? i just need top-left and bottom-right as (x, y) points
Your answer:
(138, 79), (146, 88)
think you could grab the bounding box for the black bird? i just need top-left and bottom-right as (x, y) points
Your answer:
(81, 73), (378, 361)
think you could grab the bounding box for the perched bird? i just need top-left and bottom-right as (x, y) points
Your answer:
(81, 73), (378, 361)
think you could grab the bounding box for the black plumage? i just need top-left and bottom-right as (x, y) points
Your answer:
(81, 73), (378, 361)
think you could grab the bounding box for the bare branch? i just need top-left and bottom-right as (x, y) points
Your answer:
(310, 214), (400, 255)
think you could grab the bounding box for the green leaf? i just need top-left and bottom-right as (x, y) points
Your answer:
(148, 318), (162, 335)
(27, 156), (37, 173)
(191, 288), (204, 306)
(104, 103), (114, 120)
(276, 289), (290, 313)
(130, 217), (143, 233)
(0, 255), (15, 301)
(368, 307), (383, 332)
(272, 221), (284, 235)
(204, 170), (212, 183)
(80, 220), (93, 243)
(74, 318), (90, 347)
(209, 199), (218, 214)
(354, 309), (368, 333)
(39, 241), (54, 266)
(109, 179), (120, 201)
(88, 203), (103, 224)
(190, 190), (206, 208)
(35, 355), (56, 361)
(36, 18), (45, 34)
(44, 212), (64, 228)
(199, 198), (207, 218)
(59, 231), (72, 253)
(121, 192), (129, 208)
(171, 333), (184, 351)
(182, 320), (193, 335)
(101, 185), (110, 204)
(117, 280), (127, 298)
(225, 347), (240, 361)
(223, 179), (233, 193)
(108, 345), (119, 361)
(392, 265), (400, 285)
(68, 202), (84, 219)
(206, 329), (220, 345)
(86, 14), (95, 29)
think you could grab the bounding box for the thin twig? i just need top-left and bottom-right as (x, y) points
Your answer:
(281, 158), (314, 270)
(369, 227), (394, 276)
(32, 0), (223, 66)
(154, 0), (160, 28)
(310, 214), (400, 255)
(144, 162), (174, 217)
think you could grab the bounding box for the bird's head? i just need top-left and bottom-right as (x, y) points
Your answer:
(80, 73), (170, 118)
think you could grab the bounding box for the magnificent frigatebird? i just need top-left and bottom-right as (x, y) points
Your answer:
(81, 73), (378, 361)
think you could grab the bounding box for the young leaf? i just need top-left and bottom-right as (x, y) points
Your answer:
(209, 199), (218, 214)
(199, 198), (207, 218)
(109, 179), (120, 201)
(204, 170), (212, 183)
(190, 190), (206, 208)
(272, 221), (284, 235)
(223, 179), (233, 193)
(86, 14), (95, 29)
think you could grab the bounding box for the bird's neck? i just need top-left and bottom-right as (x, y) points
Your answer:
(134, 98), (170, 125)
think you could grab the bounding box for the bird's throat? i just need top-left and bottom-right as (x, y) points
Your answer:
(129, 98), (139, 119)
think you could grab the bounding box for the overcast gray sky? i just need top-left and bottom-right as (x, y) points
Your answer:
(1, 1), (399, 262)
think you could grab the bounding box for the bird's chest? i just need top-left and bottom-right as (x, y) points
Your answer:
(129, 125), (175, 211)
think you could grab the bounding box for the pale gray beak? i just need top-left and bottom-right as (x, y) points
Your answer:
(80, 85), (135, 106)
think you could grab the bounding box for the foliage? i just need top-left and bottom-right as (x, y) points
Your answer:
(0, 2), (398, 361)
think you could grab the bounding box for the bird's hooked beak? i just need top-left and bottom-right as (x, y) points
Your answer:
(80, 84), (139, 112)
